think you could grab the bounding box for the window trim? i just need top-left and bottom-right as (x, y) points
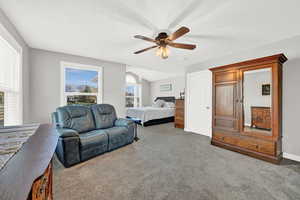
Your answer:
(126, 74), (137, 84)
(0, 23), (23, 125)
(125, 83), (141, 108)
(60, 61), (103, 106)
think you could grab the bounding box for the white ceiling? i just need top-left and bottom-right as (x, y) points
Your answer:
(1, 0), (300, 78)
(126, 66), (180, 82)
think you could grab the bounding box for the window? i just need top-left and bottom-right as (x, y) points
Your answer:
(0, 35), (22, 126)
(126, 74), (137, 84)
(61, 62), (102, 106)
(125, 74), (140, 107)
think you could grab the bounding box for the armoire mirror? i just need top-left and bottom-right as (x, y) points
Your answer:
(242, 68), (272, 136)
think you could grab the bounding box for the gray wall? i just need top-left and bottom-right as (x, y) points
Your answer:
(282, 58), (300, 158)
(150, 76), (185, 102)
(29, 48), (126, 123)
(186, 35), (300, 157)
(0, 9), (30, 123)
(141, 79), (151, 106)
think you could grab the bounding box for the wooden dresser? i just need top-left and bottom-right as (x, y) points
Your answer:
(0, 124), (58, 200)
(29, 162), (53, 200)
(175, 99), (184, 128)
(251, 107), (271, 130)
(210, 54), (287, 164)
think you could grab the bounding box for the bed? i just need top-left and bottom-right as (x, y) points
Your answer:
(126, 96), (175, 126)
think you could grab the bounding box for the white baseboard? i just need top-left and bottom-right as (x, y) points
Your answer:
(184, 128), (212, 138)
(184, 128), (191, 132)
(283, 152), (300, 162)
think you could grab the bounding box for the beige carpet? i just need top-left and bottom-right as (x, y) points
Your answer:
(53, 123), (300, 200)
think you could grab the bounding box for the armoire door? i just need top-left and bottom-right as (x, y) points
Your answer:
(213, 70), (239, 132)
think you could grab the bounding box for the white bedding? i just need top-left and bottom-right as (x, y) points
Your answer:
(126, 106), (175, 124)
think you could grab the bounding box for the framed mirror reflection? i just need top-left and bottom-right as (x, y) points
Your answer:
(242, 67), (272, 136)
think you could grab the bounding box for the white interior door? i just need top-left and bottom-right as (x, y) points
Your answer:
(186, 70), (212, 137)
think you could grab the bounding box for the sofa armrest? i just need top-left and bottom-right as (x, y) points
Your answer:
(114, 118), (134, 127)
(51, 112), (59, 127)
(56, 128), (79, 138)
(115, 118), (138, 142)
(55, 128), (81, 167)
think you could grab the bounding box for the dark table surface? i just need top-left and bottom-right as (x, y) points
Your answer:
(0, 124), (58, 200)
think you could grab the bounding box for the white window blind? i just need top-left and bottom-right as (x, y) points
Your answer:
(0, 36), (22, 126)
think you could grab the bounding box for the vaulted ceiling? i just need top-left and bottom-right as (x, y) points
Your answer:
(0, 0), (300, 77)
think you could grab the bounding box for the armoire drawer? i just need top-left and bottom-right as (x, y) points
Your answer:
(213, 132), (238, 146)
(213, 132), (275, 156)
(237, 138), (275, 156)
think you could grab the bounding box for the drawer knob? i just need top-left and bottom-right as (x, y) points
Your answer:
(38, 175), (48, 195)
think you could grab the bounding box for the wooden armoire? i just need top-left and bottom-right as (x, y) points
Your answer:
(210, 54), (287, 164)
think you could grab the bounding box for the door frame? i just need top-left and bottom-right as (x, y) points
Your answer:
(185, 70), (212, 137)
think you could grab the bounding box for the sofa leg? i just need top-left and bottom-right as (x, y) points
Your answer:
(134, 123), (139, 142)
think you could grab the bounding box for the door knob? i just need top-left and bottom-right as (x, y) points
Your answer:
(206, 106), (210, 109)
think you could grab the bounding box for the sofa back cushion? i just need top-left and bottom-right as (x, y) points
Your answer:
(91, 104), (117, 129)
(56, 105), (95, 133)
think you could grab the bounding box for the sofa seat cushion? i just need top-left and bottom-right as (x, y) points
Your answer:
(105, 127), (132, 151)
(79, 129), (108, 151)
(91, 104), (117, 129)
(56, 105), (95, 133)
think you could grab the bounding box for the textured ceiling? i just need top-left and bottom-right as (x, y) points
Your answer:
(126, 66), (180, 82)
(0, 0), (300, 80)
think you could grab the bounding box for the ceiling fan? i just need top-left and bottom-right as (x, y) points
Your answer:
(133, 26), (196, 59)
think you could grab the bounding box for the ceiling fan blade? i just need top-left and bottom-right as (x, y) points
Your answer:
(134, 45), (158, 54)
(134, 35), (157, 43)
(96, 1), (158, 31)
(168, 42), (196, 50)
(168, 0), (202, 29)
(168, 26), (190, 41)
(185, 34), (233, 40)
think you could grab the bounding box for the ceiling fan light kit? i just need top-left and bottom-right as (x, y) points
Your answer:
(134, 26), (196, 59)
(156, 46), (169, 59)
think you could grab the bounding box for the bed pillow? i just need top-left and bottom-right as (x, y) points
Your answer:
(152, 99), (165, 108)
(164, 102), (175, 108)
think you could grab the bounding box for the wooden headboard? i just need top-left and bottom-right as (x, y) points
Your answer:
(155, 96), (175, 103)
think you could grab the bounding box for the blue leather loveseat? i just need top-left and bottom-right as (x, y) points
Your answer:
(52, 104), (136, 167)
